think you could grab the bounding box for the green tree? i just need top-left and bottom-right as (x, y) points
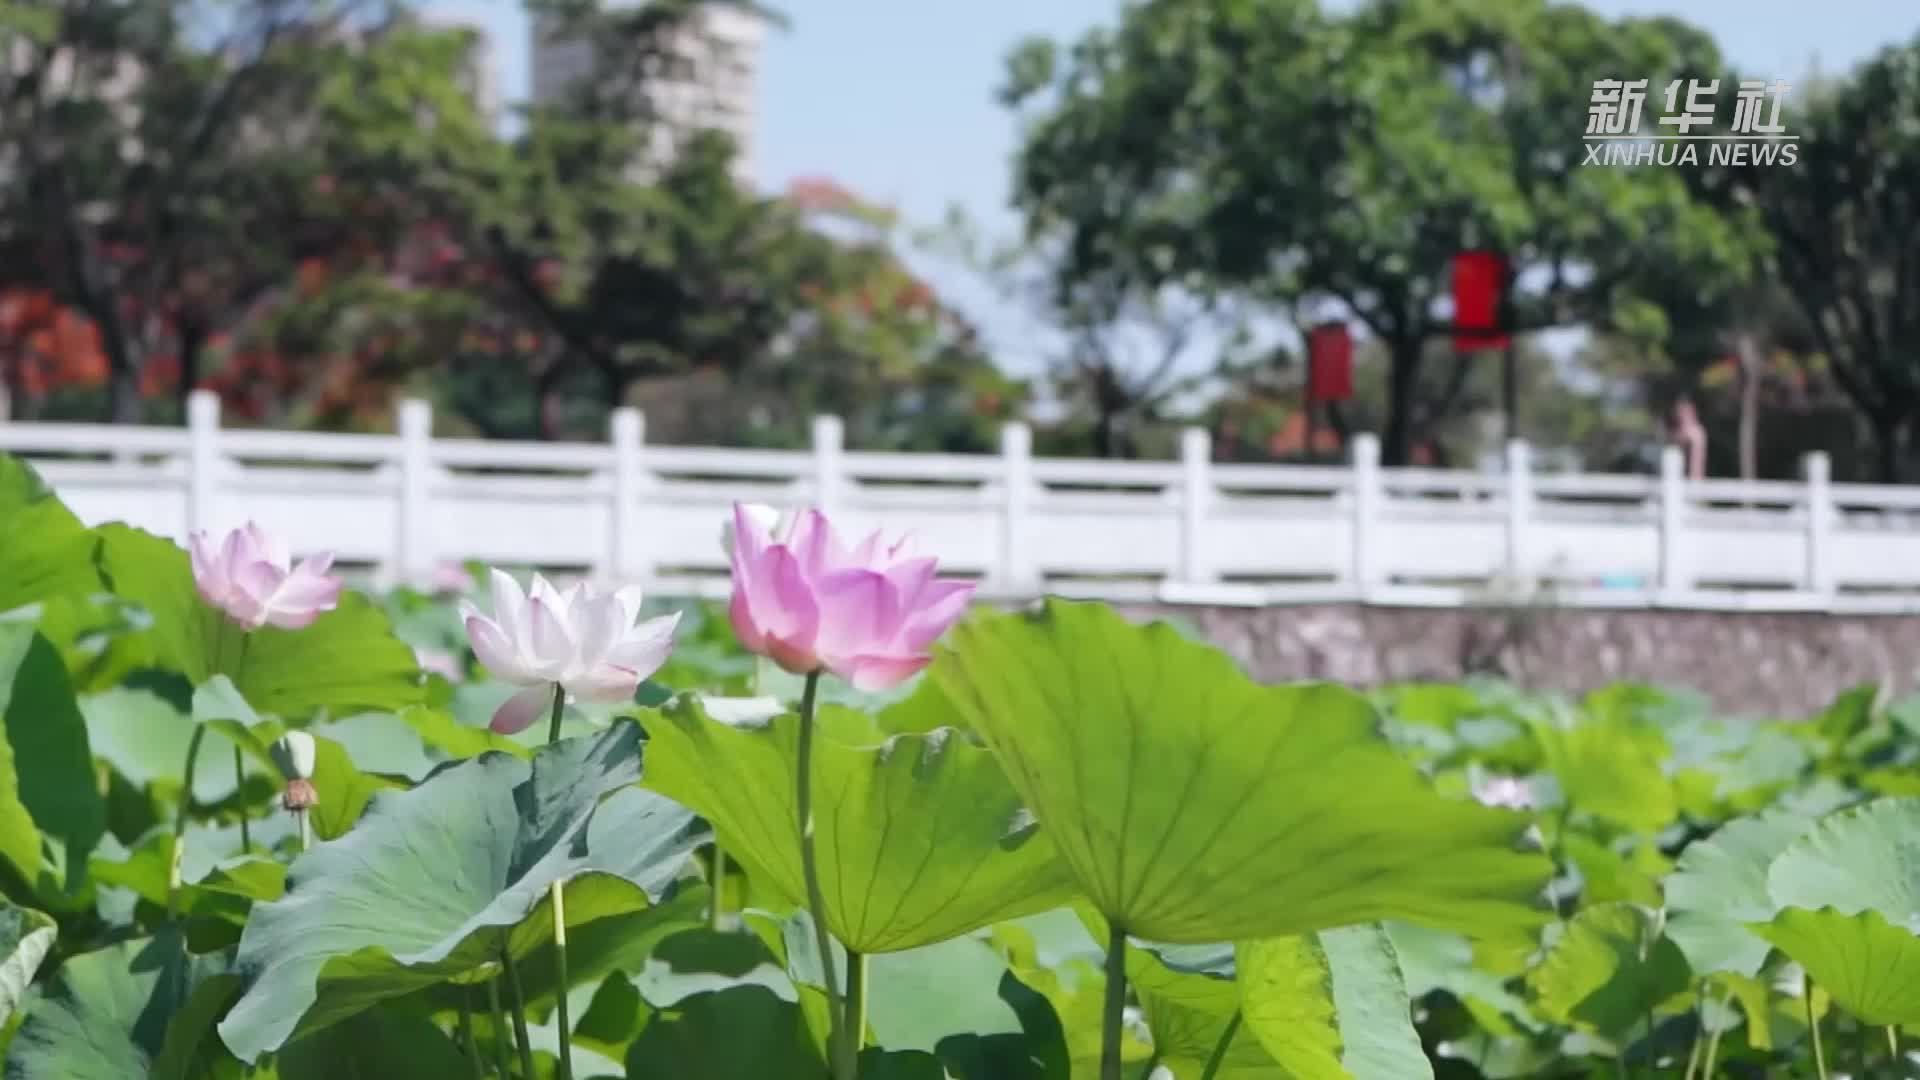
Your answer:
(1001, 0), (1754, 465)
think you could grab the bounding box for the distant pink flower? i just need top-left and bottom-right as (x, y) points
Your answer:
(414, 646), (463, 681)
(189, 522), (342, 631)
(462, 570), (680, 734)
(429, 562), (475, 596)
(726, 504), (974, 691)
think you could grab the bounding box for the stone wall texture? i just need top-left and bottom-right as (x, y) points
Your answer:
(1127, 603), (1920, 716)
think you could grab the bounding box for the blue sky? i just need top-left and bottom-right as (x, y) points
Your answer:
(435, 1), (1918, 374)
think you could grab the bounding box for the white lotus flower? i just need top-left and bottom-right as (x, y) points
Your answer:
(1472, 774), (1536, 810)
(462, 570), (681, 734)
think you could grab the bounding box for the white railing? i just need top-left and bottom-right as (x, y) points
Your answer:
(9, 390), (1920, 612)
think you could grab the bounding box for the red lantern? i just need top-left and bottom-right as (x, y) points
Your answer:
(1306, 322), (1353, 403)
(1452, 250), (1510, 352)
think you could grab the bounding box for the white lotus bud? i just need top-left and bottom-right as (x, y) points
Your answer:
(270, 730), (317, 782)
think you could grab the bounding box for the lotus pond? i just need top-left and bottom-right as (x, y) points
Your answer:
(3, 450), (1920, 1079)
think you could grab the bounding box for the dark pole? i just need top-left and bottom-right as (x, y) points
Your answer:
(1502, 340), (1518, 443)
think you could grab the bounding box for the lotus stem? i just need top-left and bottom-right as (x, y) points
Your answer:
(460, 988), (483, 1079)
(234, 745), (251, 852)
(708, 839), (727, 930)
(1889, 1024), (1901, 1063)
(1101, 920), (1127, 1080)
(550, 880), (574, 1080)
(1200, 1011), (1242, 1080)
(542, 685), (575, 1080)
(168, 724), (209, 916)
(795, 670), (851, 1080)
(486, 975), (513, 1079)
(502, 946), (536, 1080)
(1682, 1010), (1703, 1080)
(845, 948), (868, 1053)
(1808, 978), (1828, 1080)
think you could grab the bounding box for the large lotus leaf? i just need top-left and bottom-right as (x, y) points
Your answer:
(639, 695), (1075, 953)
(216, 721), (702, 1061)
(1766, 798), (1920, 925)
(4, 930), (235, 1079)
(1752, 908), (1920, 1026)
(1665, 810), (1813, 977)
(0, 900), (54, 1030)
(1237, 927), (1432, 1080)
(1524, 902), (1691, 1039)
(988, 921), (1154, 1079)
(275, 1002), (471, 1079)
(624, 984), (828, 1080)
(931, 599), (1549, 943)
(95, 524), (422, 719)
(0, 622), (105, 901)
(1384, 921), (1536, 1033)
(1532, 717), (1676, 833)
(0, 454), (100, 614)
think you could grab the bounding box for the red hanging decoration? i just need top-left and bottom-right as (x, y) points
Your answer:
(1306, 322), (1353, 403)
(1452, 250), (1510, 352)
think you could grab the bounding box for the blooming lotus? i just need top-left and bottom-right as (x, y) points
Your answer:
(720, 502), (794, 556)
(726, 504), (974, 691)
(189, 522), (343, 631)
(463, 570), (680, 734)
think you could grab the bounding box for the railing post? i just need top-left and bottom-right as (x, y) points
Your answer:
(397, 398), (434, 589)
(1178, 427), (1212, 586)
(186, 389), (221, 536)
(1659, 444), (1686, 597)
(1505, 439), (1532, 587)
(1805, 450), (1834, 599)
(1351, 433), (1381, 596)
(999, 422), (1034, 594)
(610, 408), (649, 584)
(811, 414), (844, 517)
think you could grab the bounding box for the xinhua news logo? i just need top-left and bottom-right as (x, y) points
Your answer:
(1583, 78), (1797, 167)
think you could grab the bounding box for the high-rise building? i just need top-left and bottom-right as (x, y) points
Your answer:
(530, 2), (764, 185)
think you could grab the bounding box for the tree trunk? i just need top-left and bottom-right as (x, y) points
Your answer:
(1736, 334), (1760, 482)
(1380, 336), (1423, 466)
(175, 318), (208, 418)
(107, 366), (142, 424)
(1871, 411), (1908, 484)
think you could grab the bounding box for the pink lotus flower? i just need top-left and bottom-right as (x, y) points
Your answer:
(413, 646), (464, 681)
(463, 570), (680, 734)
(189, 523), (343, 631)
(726, 504), (974, 691)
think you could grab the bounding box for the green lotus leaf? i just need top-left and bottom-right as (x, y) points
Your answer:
(1532, 716), (1676, 833)
(4, 930), (236, 1079)
(0, 900), (54, 1031)
(0, 454), (100, 614)
(216, 721), (701, 1061)
(1665, 810), (1812, 977)
(931, 599), (1549, 943)
(1766, 797), (1920, 921)
(0, 621), (105, 902)
(1752, 907), (1920, 1026)
(639, 694), (1075, 953)
(95, 524), (422, 720)
(275, 1005), (471, 1080)
(624, 984), (827, 1080)
(1385, 921), (1537, 1033)
(1524, 902), (1691, 1040)
(1237, 926), (1432, 1080)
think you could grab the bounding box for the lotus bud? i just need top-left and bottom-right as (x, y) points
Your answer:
(271, 731), (317, 782)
